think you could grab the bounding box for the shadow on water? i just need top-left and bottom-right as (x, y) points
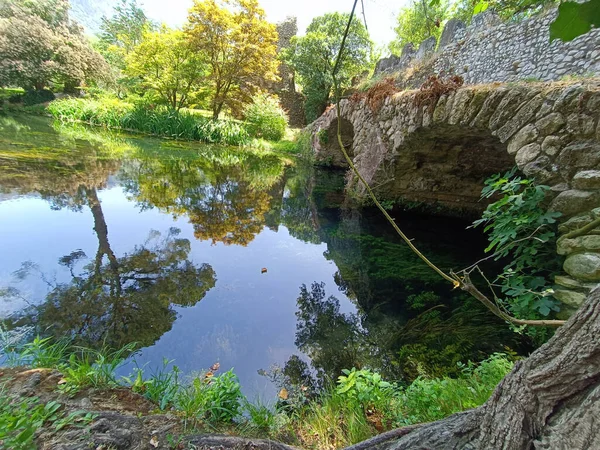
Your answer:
(0, 116), (533, 391)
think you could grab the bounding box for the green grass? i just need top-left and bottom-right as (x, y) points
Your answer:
(47, 98), (251, 146)
(0, 88), (24, 101)
(252, 128), (314, 158)
(0, 334), (514, 448)
(289, 354), (514, 448)
(0, 386), (95, 450)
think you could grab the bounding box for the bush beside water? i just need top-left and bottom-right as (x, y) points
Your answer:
(0, 335), (514, 449)
(48, 98), (250, 146)
(243, 93), (289, 141)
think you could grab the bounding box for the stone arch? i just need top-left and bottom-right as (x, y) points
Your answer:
(387, 124), (514, 214)
(310, 80), (600, 313)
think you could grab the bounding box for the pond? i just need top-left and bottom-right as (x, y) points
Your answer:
(0, 115), (530, 398)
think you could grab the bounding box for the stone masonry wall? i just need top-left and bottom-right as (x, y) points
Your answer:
(375, 8), (600, 86)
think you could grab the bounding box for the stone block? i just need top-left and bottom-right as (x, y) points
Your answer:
(555, 275), (585, 290)
(535, 112), (566, 136)
(460, 89), (490, 125)
(433, 94), (449, 123)
(439, 18), (467, 49)
(563, 252), (600, 281)
(516, 143), (541, 167)
(557, 235), (600, 255)
(448, 89), (474, 125)
(556, 142), (600, 178)
(566, 113), (596, 137)
(553, 84), (585, 113)
(489, 89), (529, 131)
(470, 9), (501, 29)
(470, 88), (508, 128)
(550, 190), (600, 217)
(415, 36), (437, 60)
(541, 135), (561, 156)
(508, 124), (539, 155)
(523, 156), (554, 181)
(553, 289), (587, 308)
(573, 170), (600, 190)
(495, 94), (544, 142)
(558, 208), (600, 233)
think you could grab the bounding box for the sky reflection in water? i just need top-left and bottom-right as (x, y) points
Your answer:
(0, 116), (529, 397)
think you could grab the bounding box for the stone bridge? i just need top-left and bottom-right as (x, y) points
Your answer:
(310, 80), (600, 312)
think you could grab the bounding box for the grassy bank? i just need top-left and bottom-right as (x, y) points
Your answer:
(0, 335), (513, 449)
(47, 98), (251, 146)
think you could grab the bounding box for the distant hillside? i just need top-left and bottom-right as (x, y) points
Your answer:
(69, 0), (118, 34)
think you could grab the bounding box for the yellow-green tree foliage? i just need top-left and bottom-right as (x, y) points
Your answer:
(186, 0), (278, 119)
(389, 0), (449, 55)
(125, 26), (208, 110)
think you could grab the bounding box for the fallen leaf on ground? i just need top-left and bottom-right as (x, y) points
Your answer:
(278, 388), (288, 400)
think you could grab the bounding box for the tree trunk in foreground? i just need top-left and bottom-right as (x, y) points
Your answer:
(345, 286), (600, 450)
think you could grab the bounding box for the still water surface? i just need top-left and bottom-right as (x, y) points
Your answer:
(0, 116), (528, 397)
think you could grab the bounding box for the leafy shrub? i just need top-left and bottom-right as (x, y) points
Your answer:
(47, 97), (131, 127)
(293, 354), (513, 447)
(18, 336), (70, 368)
(244, 400), (278, 433)
(396, 353), (513, 425)
(23, 89), (55, 106)
(243, 93), (288, 141)
(295, 129), (314, 158)
(126, 360), (181, 411)
(8, 93), (23, 104)
(473, 169), (562, 320)
(8, 89), (55, 106)
(57, 343), (137, 395)
(337, 368), (395, 409)
(176, 369), (244, 423)
(317, 128), (328, 145)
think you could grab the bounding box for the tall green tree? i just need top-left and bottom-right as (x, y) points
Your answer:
(99, 0), (151, 54)
(95, 0), (154, 94)
(186, 0), (279, 119)
(389, 0), (449, 55)
(282, 12), (373, 122)
(125, 27), (208, 110)
(0, 0), (109, 91)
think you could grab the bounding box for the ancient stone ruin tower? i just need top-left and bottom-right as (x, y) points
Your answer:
(274, 17), (305, 128)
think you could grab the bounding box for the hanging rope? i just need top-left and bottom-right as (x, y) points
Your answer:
(328, 1), (566, 328)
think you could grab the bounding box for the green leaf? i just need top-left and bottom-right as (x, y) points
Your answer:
(473, 1), (489, 15)
(550, 0), (600, 42)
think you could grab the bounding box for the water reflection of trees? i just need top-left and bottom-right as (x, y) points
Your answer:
(11, 228), (215, 349)
(1, 121), (216, 349)
(286, 281), (527, 386)
(274, 170), (531, 385)
(120, 148), (288, 246)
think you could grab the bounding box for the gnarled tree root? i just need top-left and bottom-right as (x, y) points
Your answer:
(345, 286), (600, 450)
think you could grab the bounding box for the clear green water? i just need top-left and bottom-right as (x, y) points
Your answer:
(0, 115), (529, 396)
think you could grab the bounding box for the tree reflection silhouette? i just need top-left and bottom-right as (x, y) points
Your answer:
(120, 147), (287, 246)
(1, 122), (216, 349)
